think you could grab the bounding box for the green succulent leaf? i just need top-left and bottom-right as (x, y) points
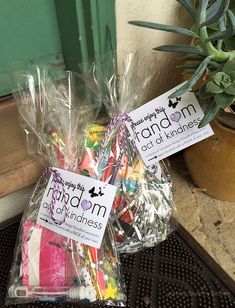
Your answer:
(206, 0), (222, 19)
(208, 28), (232, 43)
(153, 45), (204, 55)
(217, 17), (226, 49)
(207, 10), (235, 42)
(207, 22), (219, 31)
(179, 54), (206, 61)
(221, 80), (232, 88)
(168, 56), (212, 99)
(198, 0), (210, 27)
(199, 84), (214, 99)
(206, 81), (223, 93)
(199, 0), (210, 13)
(223, 59), (235, 74)
(224, 84), (235, 95)
(198, 101), (221, 128)
(128, 21), (198, 37)
(176, 0), (196, 20)
(201, 0), (230, 27)
(215, 92), (235, 108)
(208, 61), (222, 69)
(229, 71), (235, 80)
(212, 72), (230, 86)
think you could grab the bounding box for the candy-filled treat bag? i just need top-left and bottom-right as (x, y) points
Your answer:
(79, 52), (176, 253)
(6, 67), (126, 305)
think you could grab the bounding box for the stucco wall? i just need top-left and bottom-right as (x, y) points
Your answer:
(116, 0), (192, 100)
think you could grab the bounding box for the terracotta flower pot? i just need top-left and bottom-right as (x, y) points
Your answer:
(184, 114), (235, 201)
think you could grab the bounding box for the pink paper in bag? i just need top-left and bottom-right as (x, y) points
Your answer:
(22, 221), (73, 288)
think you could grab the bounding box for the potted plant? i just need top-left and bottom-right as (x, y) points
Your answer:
(129, 0), (235, 201)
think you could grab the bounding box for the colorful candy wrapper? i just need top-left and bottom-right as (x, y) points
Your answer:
(80, 52), (176, 253)
(6, 67), (126, 305)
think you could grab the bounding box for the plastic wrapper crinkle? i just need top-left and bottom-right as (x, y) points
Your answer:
(80, 53), (176, 253)
(7, 53), (176, 305)
(6, 67), (126, 305)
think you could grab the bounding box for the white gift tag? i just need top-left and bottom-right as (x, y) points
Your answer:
(126, 83), (214, 166)
(36, 168), (117, 248)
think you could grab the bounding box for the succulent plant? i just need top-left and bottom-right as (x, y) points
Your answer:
(129, 0), (235, 127)
(199, 58), (235, 124)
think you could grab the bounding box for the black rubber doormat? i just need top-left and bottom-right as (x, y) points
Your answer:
(0, 219), (234, 308)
